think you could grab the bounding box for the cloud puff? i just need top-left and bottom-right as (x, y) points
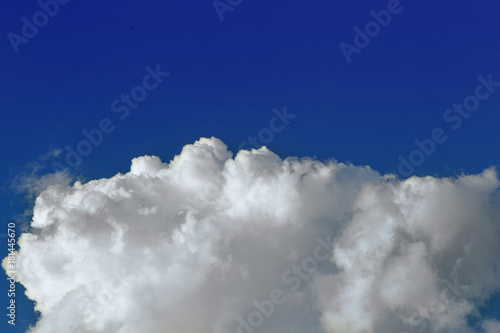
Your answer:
(3, 137), (500, 333)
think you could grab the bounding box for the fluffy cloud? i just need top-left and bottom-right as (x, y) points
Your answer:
(3, 137), (500, 333)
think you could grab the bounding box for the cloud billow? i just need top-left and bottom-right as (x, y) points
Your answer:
(3, 137), (500, 333)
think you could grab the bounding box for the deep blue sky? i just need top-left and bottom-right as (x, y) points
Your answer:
(1, 0), (499, 332)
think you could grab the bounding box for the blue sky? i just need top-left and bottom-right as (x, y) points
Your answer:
(1, 0), (499, 332)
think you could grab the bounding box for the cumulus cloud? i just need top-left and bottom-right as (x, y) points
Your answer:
(3, 137), (500, 333)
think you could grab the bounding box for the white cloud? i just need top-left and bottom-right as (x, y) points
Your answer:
(11, 147), (73, 206)
(483, 319), (500, 333)
(13, 170), (73, 199)
(3, 137), (500, 333)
